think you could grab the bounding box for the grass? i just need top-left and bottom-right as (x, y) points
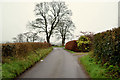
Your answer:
(74, 53), (88, 55)
(2, 47), (53, 78)
(79, 52), (107, 78)
(0, 63), (1, 79)
(52, 46), (65, 48)
(64, 49), (76, 53)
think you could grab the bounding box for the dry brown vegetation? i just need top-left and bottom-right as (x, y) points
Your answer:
(2, 42), (51, 63)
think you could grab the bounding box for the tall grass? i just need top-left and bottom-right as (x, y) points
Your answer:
(2, 47), (53, 78)
(79, 52), (107, 78)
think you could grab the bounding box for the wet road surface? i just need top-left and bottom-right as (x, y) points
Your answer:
(19, 47), (89, 78)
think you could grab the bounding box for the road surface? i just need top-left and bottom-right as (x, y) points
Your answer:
(19, 47), (89, 78)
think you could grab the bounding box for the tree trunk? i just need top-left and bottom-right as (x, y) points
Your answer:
(33, 37), (34, 42)
(46, 36), (50, 43)
(62, 38), (65, 46)
(27, 38), (29, 42)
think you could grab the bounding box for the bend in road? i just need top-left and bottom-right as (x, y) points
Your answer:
(19, 47), (89, 78)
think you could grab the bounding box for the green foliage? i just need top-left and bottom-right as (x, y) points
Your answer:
(79, 53), (107, 78)
(94, 27), (120, 65)
(0, 63), (1, 79)
(106, 64), (120, 78)
(77, 36), (91, 52)
(93, 27), (120, 78)
(2, 47), (53, 78)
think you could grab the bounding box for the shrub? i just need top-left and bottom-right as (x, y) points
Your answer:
(93, 27), (120, 78)
(65, 40), (80, 52)
(77, 36), (91, 52)
(93, 27), (120, 66)
(2, 42), (51, 63)
(2, 45), (16, 57)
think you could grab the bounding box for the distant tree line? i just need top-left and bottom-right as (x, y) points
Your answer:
(12, 31), (44, 43)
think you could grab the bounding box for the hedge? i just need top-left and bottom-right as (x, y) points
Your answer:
(2, 47), (53, 78)
(2, 42), (51, 63)
(65, 40), (80, 52)
(93, 27), (120, 66)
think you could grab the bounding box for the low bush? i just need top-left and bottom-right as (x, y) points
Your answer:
(2, 42), (51, 63)
(65, 40), (80, 52)
(77, 36), (91, 52)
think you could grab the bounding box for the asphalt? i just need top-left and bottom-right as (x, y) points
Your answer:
(19, 47), (89, 78)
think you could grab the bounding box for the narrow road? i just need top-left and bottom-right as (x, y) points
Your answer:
(19, 47), (88, 78)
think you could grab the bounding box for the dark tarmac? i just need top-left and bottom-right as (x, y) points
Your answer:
(19, 47), (89, 78)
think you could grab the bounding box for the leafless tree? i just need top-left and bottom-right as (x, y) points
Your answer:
(55, 18), (75, 46)
(30, 32), (39, 42)
(23, 31), (40, 42)
(23, 32), (32, 42)
(29, 1), (72, 43)
(37, 37), (45, 42)
(13, 31), (41, 43)
(13, 33), (24, 42)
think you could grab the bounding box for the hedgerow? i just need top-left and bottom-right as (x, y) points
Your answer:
(2, 42), (51, 63)
(2, 47), (53, 78)
(65, 40), (80, 52)
(93, 27), (120, 78)
(2, 42), (52, 78)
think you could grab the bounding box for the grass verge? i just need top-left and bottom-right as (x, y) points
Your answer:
(52, 46), (64, 48)
(2, 47), (53, 78)
(79, 52), (107, 78)
(0, 63), (1, 79)
(64, 49), (76, 54)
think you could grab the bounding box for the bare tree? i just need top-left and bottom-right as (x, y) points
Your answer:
(55, 18), (75, 46)
(13, 33), (24, 43)
(23, 32), (32, 42)
(18, 34), (24, 42)
(30, 32), (39, 42)
(23, 31), (40, 42)
(29, 1), (72, 43)
(12, 32), (40, 43)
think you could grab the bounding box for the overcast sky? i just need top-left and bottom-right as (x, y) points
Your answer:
(0, 0), (119, 44)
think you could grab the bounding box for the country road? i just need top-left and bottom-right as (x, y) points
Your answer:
(19, 47), (89, 78)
